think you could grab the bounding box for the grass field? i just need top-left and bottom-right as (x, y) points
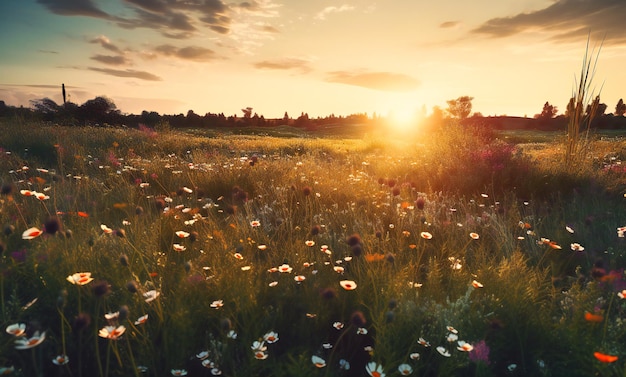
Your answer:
(1, 120), (626, 377)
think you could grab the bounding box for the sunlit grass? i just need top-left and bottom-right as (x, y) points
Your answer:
(0, 121), (626, 376)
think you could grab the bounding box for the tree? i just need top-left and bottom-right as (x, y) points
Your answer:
(31, 98), (61, 120)
(535, 101), (558, 119)
(615, 98), (626, 116)
(79, 96), (117, 124)
(445, 96), (473, 120)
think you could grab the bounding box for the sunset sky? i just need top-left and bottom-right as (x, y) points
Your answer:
(1, 0), (625, 119)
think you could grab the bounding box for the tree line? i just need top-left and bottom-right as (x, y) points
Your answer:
(1, 93), (625, 131)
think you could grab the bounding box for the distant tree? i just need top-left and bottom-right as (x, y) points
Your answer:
(31, 97), (61, 120)
(241, 107), (253, 118)
(79, 96), (116, 124)
(535, 101), (558, 119)
(0, 100), (7, 116)
(585, 96), (606, 117)
(615, 98), (626, 116)
(564, 97), (576, 118)
(445, 96), (473, 120)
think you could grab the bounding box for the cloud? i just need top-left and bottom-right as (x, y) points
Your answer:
(472, 0), (626, 45)
(90, 55), (129, 65)
(154, 45), (218, 61)
(88, 67), (162, 81)
(253, 57), (312, 73)
(38, 50), (59, 54)
(326, 71), (420, 92)
(315, 5), (355, 20)
(89, 36), (122, 53)
(440, 21), (460, 28)
(37, 0), (111, 18)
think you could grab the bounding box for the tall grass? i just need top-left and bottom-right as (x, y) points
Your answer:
(0, 121), (625, 376)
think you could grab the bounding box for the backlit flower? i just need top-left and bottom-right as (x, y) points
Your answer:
(263, 331), (279, 343)
(420, 232), (432, 240)
(254, 351), (268, 360)
(585, 311), (603, 323)
(417, 337), (430, 347)
(472, 280), (483, 288)
(173, 244), (186, 252)
(22, 227), (43, 240)
(294, 275), (306, 282)
(52, 354), (69, 365)
(436, 346), (451, 357)
(365, 362), (386, 377)
(250, 220), (261, 227)
(135, 314), (148, 325)
(66, 272), (94, 285)
(6, 323), (26, 337)
(618, 290), (626, 299)
(171, 369), (188, 376)
(333, 322), (344, 330)
(278, 264), (293, 273)
(251, 341), (266, 352)
(175, 231), (190, 238)
(15, 331), (46, 349)
(340, 280), (357, 290)
(305, 240), (315, 247)
(311, 355), (326, 368)
(410, 352), (420, 360)
(98, 326), (126, 340)
(571, 243), (585, 252)
(143, 290), (160, 303)
(398, 363), (413, 375)
(457, 341), (473, 352)
(101, 224), (113, 234)
(210, 300), (224, 309)
(469, 232), (480, 240)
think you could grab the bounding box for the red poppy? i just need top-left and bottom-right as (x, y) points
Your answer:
(585, 312), (603, 323)
(594, 352), (618, 363)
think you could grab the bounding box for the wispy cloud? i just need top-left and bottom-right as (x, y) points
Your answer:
(253, 57), (312, 73)
(88, 67), (162, 81)
(472, 0), (626, 45)
(315, 5), (355, 20)
(90, 36), (123, 53)
(440, 21), (460, 29)
(154, 45), (218, 61)
(326, 70), (420, 92)
(36, 0), (111, 19)
(38, 50), (59, 54)
(90, 55), (129, 66)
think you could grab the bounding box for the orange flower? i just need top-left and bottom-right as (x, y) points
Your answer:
(584, 312), (603, 323)
(365, 253), (385, 262)
(594, 352), (618, 363)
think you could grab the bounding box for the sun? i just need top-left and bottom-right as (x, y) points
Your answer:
(386, 105), (422, 134)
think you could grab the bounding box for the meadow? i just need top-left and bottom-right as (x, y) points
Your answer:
(1, 119), (626, 377)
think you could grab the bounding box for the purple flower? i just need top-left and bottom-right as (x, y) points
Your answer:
(468, 340), (490, 365)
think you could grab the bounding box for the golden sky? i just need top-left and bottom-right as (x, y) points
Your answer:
(1, 0), (625, 119)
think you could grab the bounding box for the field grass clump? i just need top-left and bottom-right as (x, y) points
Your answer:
(1, 121), (626, 376)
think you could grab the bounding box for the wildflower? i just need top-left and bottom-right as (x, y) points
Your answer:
(311, 355), (326, 368)
(171, 369), (188, 376)
(92, 280), (111, 297)
(472, 280), (484, 288)
(263, 331), (279, 343)
(417, 337), (430, 347)
(101, 224), (113, 234)
(66, 272), (94, 285)
(210, 368), (222, 375)
(52, 354), (69, 365)
(6, 323), (26, 337)
(227, 330), (237, 339)
(135, 314), (148, 325)
(571, 243), (585, 252)
(420, 232), (432, 240)
(398, 364), (413, 375)
(175, 231), (190, 238)
(449, 258), (462, 270)
(22, 227), (43, 240)
(294, 275), (306, 282)
(258, 244), (267, 250)
(357, 327), (368, 335)
(15, 331), (46, 349)
(457, 341), (473, 352)
(468, 339), (490, 364)
(447, 333), (459, 342)
(250, 220), (261, 227)
(241, 265), (251, 271)
(268, 281), (278, 287)
(618, 290), (626, 299)
(340, 280), (357, 290)
(410, 352), (420, 360)
(333, 322), (344, 330)
(98, 326), (126, 340)
(594, 352), (618, 363)
(278, 264), (293, 273)
(333, 266), (345, 273)
(197, 351), (210, 360)
(339, 359), (351, 370)
(210, 300), (224, 309)
(365, 361), (386, 377)
(322, 342), (332, 349)
(305, 240), (315, 247)
(254, 351), (268, 360)
(469, 232), (480, 240)
(251, 340), (267, 352)
(173, 244), (186, 252)
(585, 311), (603, 323)
(143, 290), (160, 303)
(436, 346), (451, 357)
(104, 311), (119, 320)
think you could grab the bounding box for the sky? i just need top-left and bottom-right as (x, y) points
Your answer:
(1, 0), (626, 120)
